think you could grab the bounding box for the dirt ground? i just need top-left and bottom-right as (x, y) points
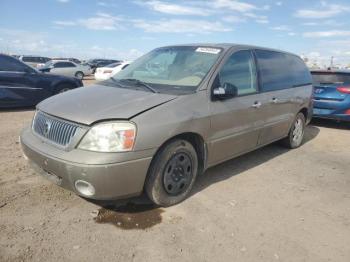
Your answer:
(0, 81), (350, 261)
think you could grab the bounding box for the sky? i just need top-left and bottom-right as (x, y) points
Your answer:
(1, 0), (350, 66)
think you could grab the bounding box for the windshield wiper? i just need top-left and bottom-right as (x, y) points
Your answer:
(120, 78), (158, 93)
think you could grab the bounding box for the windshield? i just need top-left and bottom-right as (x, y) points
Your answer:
(312, 72), (350, 85)
(43, 61), (54, 68)
(106, 62), (121, 68)
(110, 46), (222, 93)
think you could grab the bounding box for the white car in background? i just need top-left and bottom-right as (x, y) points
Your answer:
(94, 61), (131, 81)
(39, 60), (92, 80)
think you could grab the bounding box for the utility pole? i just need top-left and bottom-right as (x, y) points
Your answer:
(330, 56), (334, 68)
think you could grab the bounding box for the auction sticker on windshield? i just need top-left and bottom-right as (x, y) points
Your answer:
(195, 47), (221, 54)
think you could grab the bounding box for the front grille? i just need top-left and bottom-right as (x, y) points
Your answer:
(33, 111), (80, 147)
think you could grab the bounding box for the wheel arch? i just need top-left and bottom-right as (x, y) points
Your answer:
(148, 132), (207, 178)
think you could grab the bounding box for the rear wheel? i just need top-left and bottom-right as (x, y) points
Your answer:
(55, 84), (73, 94)
(145, 139), (198, 207)
(75, 71), (84, 80)
(281, 112), (306, 149)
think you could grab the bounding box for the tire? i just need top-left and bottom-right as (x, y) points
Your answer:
(280, 112), (306, 149)
(145, 139), (199, 207)
(75, 71), (84, 80)
(55, 84), (73, 94)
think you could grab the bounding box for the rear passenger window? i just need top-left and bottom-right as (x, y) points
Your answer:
(289, 55), (312, 87)
(255, 50), (294, 92)
(219, 50), (257, 95)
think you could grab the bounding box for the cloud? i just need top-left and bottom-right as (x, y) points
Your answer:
(133, 19), (232, 33)
(295, 2), (350, 19)
(303, 30), (350, 38)
(222, 15), (246, 23)
(302, 20), (344, 27)
(54, 20), (76, 26)
(138, 0), (211, 16)
(270, 25), (291, 31)
(57, 0), (70, 3)
(275, 2), (282, 6)
(53, 13), (123, 30)
(211, 0), (257, 12)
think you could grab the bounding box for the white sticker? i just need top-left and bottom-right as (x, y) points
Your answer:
(196, 47), (221, 54)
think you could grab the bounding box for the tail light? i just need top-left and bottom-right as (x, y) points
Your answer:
(337, 86), (350, 94)
(103, 70), (113, 74)
(345, 109), (350, 115)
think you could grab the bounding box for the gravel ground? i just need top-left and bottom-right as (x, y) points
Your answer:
(0, 82), (349, 261)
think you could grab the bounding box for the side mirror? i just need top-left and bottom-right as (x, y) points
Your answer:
(213, 83), (238, 100)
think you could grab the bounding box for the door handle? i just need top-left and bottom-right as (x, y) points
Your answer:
(251, 101), (262, 109)
(272, 97), (279, 104)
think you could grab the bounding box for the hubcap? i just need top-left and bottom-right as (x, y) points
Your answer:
(163, 152), (193, 196)
(292, 118), (304, 144)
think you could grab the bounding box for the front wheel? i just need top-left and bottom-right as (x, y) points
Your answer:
(280, 113), (306, 149)
(145, 139), (199, 207)
(75, 71), (84, 80)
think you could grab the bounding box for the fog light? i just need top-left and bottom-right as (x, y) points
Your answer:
(74, 180), (95, 196)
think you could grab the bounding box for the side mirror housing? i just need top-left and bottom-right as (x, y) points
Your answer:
(213, 83), (238, 100)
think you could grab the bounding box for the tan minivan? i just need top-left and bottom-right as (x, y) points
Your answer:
(20, 44), (313, 206)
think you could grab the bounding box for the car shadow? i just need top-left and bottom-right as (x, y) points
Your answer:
(89, 125), (320, 214)
(191, 125), (320, 197)
(311, 118), (350, 130)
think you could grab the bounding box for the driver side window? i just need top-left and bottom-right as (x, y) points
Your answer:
(219, 50), (258, 96)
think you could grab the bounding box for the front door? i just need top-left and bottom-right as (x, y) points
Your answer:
(208, 50), (265, 166)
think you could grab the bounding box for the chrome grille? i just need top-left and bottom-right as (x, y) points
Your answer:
(33, 111), (80, 147)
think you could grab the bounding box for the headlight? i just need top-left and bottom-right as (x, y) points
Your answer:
(78, 122), (136, 152)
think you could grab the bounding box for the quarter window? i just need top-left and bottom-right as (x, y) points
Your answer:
(219, 50), (258, 95)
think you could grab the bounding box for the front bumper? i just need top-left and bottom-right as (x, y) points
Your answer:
(20, 126), (154, 200)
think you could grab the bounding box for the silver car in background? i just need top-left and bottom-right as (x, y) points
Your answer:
(20, 44), (313, 207)
(18, 55), (51, 68)
(38, 60), (92, 79)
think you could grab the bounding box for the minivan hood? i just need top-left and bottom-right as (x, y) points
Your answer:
(37, 84), (177, 125)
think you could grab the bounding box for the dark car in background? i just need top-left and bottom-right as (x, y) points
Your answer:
(86, 59), (121, 73)
(0, 54), (83, 108)
(311, 70), (350, 122)
(18, 55), (51, 69)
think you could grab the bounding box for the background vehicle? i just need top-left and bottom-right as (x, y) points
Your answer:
(20, 44), (313, 207)
(87, 59), (121, 73)
(94, 61), (131, 81)
(52, 58), (81, 64)
(39, 60), (91, 79)
(0, 54), (83, 108)
(18, 55), (51, 68)
(311, 70), (350, 122)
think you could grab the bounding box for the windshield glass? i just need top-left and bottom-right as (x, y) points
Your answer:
(106, 62), (121, 68)
(110, 46), (222, 93)
(312, 72), (350, 85)
(43, 61), (54, 68)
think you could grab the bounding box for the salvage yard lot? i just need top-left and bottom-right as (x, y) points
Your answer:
(0, 85), (350, 261)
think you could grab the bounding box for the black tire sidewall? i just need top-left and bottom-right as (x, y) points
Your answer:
(54, 84), (72, 94)
(145, 139), (198, 207)
(75, 71), (84, 79)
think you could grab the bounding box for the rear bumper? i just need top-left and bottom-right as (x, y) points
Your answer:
(313, 98), (350, 122)
(20, 126), (154, 200)
(313, 113), (350, 122)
